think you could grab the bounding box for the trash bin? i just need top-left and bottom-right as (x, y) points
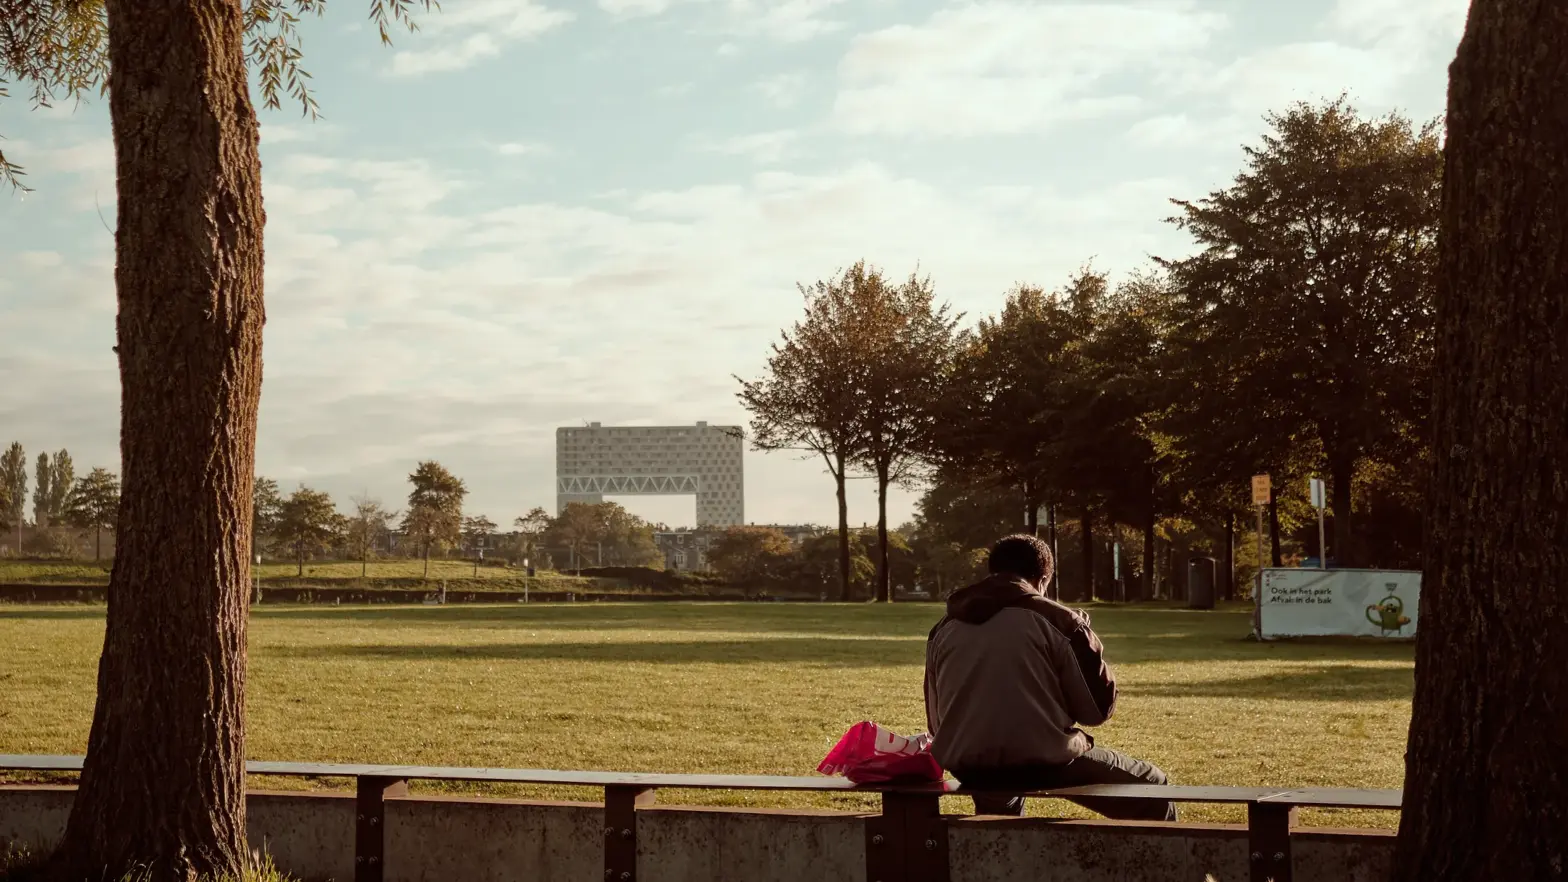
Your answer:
(1187, 556), (1216, 610)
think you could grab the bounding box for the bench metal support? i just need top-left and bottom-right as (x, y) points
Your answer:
(1247, 803), (1296, 882)
(867, 791), (949, 882)
(354, 775), (407, 882)
(604, 784), (655, 882)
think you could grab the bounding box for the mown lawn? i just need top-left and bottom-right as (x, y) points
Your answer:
(0, 602), (1412, 827)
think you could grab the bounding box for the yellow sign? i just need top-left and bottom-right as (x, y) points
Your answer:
(1251, 474), (1271, 506)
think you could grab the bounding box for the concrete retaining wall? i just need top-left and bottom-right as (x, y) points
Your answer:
(0, 787), (1393, 882)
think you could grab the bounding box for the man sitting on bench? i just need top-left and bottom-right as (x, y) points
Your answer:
(924, 533), (1177, 820)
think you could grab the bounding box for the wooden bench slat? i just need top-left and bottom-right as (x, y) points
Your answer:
(0, 755), (1401, 808)
(1258, 788), (1403, 809)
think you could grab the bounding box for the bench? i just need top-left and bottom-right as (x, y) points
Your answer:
(0, 755), (1400, 882)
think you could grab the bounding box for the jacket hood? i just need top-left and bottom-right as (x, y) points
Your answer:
(946, 574), (1041, 625)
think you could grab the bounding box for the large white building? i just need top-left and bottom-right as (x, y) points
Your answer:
(555, 422), (745, 527)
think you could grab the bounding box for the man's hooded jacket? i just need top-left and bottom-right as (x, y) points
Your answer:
(924, 574), (1118, 772)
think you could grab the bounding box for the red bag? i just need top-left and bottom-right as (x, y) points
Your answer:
(817, 721), (944, 784)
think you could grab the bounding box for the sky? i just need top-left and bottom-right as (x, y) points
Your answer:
(0, 0), (1469, 531)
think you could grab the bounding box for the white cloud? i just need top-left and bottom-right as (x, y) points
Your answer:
(261, 122), (328, 145)
(832, 1), (1229, 136)
(1188, 41), (1406, 115)
(495, 140), (552, 157)
(3, 133), (115, 211)
(1328, 0), (1469, 47)
(756, 72), (807, 109)
(388, 0), (574, 76)
(691, 130), (801, 164)
(599, 0), (846, 42)
(598, 0), (675, 16)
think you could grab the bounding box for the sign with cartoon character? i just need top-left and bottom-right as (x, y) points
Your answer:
(1256, 568), (1422, 639)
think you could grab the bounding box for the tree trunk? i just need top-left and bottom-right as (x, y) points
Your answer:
(94, 525), (102, 562)
(1023, 483), (1039, 535)
(55, 0), (263, 877)
(423, 543), (431, 578)
(1268, 486), (1283, 567)
(834, 452), (851, 603)
(1079, 505), (1094, 603)
(874, 462), (891, 603)
(1223, 513), (1235, 602)
(1047, 505), (1059, 600)
(1330, 454), (1355, 568)
(1394, 4), (1568, 879)
(362, 551), (368, 579)
(1141, 508), (1155, 604)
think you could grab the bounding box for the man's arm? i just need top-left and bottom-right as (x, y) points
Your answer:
(923, 623), (944, 735)
(1024, 597), (1118, 726)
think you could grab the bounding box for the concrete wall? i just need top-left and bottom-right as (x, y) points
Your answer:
(0, 787), (1393, 882)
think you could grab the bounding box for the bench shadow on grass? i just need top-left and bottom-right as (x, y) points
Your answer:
(275, 637), (925, 667)
(253, 604), (1262, 638)
(1119, 663), (1414, 702)
(0, 607), (107, 621)
(254, 603), (948, 636)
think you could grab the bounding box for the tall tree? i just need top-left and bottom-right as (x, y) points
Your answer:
(65, 468), (121, 562)
(462, 514), (497, 574)
(402, 460), (466, 577)
(513, 506), (551, 566)
(346, 495), (397, 578)
(251, 475), (284, 558)
(542, 501), (658, 568)
(1161, 97), (1442, 567)
(2, 1), (436, 876)
(737, 263), (873, 602)
(841, 266), (959, 602)
(937, 284), (1078, 536)
(33, 451), (52, 529)
(48, 448), (75, 524)
(1393, 3), (1568, 878)
(0, 442), (23, 550)
(546, 501), (601, 570)
(274, 486), (344, 577)
(706, 526), (795, 587)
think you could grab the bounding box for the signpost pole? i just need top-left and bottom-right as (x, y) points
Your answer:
(1310, 477), (1329, 571)
(1251, 474), (1271, 639)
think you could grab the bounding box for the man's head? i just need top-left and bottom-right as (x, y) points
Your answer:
(987, 534), (1055, 591)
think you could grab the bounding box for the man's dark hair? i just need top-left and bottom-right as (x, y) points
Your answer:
(987, 534), (1055, 585)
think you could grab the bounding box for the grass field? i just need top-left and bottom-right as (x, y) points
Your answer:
(0, 602), (1412, 827)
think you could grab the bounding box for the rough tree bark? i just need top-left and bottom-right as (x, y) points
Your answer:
(1393, 2), (1568, 879)
(53, 0), (264, 878)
